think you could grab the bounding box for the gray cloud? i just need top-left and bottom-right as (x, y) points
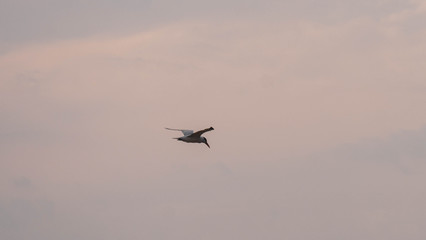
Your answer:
(0, 198), (55, 239)
(317, 127), (426, 174)
(0, 0), (152, 47)
(13, 177), (32, 189)
(1, 0), (426, 239)
(0, 0), (419, 51)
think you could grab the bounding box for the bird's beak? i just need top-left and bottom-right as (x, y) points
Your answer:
(205, 142), (210, 148)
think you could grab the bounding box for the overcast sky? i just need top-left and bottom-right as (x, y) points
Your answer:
(1, 0), (426, 239)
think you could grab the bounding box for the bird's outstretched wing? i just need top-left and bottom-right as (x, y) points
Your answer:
(165, 128), (193, 136)
(188, 127), (214, 138)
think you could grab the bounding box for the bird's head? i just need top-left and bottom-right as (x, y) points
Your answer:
(202, 137), (210, 148)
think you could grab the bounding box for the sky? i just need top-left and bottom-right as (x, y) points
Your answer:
(1, 0), (426, 239)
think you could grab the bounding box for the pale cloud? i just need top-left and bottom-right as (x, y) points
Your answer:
(13, 177), (32, 189)
(1, 1), (426, 239)
(315, 127), (426, 174)
(2, 16), (426, 149)
(0, 0), (419, 50)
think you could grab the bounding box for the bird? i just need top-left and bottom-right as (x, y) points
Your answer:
(165, 127), (214, 148)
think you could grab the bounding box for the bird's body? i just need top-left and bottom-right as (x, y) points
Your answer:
(165, 127), (214, 148)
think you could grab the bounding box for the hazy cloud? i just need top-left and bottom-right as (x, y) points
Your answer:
(313, 127), (426, 173)
(13, 177), (32, 189)
(0, 198), (55, 240)
(0, 0), (422, 50)
(1, 0), (426, 239)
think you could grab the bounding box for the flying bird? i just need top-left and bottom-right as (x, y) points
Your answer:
(165, 127), (214, 148)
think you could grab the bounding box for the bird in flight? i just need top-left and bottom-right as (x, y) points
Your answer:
(165, 127), (214, 148)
